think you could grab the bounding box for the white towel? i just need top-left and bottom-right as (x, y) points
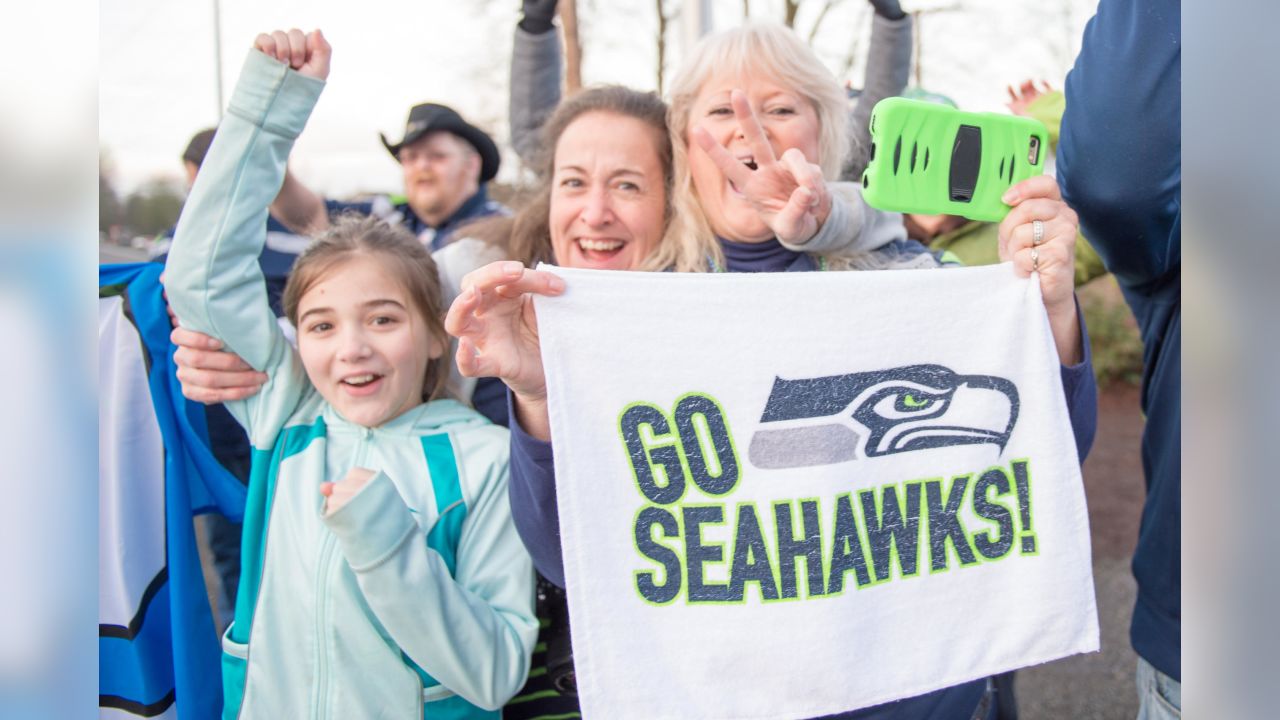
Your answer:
(535, 263), (1098, 720)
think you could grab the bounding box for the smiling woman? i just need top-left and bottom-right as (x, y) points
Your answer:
(457, 84), (674, 273)
(548, 111), (668, 270)
(669, 23), (848, 252)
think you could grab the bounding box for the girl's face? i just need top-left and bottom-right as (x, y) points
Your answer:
(295, 253), (443, 427)
(549, 111), (668, 270)
(686, 70), (821, 242)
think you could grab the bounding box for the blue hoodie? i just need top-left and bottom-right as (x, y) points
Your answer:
(1058, 0), (1181, 684)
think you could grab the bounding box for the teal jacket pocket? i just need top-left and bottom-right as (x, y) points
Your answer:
(221, 625), (250, 719)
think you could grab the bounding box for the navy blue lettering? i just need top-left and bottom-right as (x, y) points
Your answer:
(774, 500), (826, 599)
(827, 493), (872, 592)
(1011, 460), (1037, 554)
(925, 477), (978, 571)
(972, 468), (1015, 559)
(620, 404), (686, 505)
(674, 395), (740, 496)
(728, 504), (779, 601)
(684, 506), (732, 602)
(634, 506), (682, 603)
(860, 483), (923, 581)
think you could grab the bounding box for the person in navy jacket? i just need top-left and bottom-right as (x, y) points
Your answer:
(1057, 1), (1181, 716)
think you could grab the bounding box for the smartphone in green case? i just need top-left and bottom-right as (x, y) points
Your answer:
(860, 97), (1048, 222)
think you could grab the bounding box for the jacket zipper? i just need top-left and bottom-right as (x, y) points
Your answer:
(312, 425), (374, 719)
(312, 532), (337, 720)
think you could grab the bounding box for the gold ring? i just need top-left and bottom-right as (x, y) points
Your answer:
(1032, 219), (1045, 246)
(1031, 247), (1040, 272)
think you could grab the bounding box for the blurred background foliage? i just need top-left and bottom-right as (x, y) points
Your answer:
(1079, 274), (1144, 387)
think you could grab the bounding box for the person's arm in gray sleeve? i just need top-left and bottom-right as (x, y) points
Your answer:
(842, 2), (913, 181)
(780, 182), (908, 256)
(510, 0), (563, 168)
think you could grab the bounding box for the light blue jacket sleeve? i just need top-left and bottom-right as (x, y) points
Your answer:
(323, 426), (537, 710)
(164, 50), (325, 447)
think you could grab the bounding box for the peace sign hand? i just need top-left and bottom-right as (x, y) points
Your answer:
(691, 90), (831, 245)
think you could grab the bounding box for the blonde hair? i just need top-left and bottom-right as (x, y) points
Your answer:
(467, 85), (678, 271)
(653, 22), (850, 273)
(282, 213), (450, 402)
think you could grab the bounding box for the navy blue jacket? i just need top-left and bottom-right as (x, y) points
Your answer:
(508, 238), (1099, 719)
(350, 186), (507, 252)
(1057, 0), (1181, 683)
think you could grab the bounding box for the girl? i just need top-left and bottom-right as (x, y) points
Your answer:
(163, 30), (536, 719)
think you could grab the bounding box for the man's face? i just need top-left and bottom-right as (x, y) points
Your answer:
(397, 131), (481, 224)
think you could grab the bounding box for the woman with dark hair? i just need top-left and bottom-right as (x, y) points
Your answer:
(449, 22), (1096, 720)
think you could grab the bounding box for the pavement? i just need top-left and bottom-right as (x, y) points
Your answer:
(99, 242), (150, 264)
(1018, 385), (1146, 718)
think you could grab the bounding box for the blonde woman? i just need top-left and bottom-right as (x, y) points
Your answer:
(453, 23), (1095, 720)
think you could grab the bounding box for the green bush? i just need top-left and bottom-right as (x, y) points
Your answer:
(1078, 275), (1144, 387)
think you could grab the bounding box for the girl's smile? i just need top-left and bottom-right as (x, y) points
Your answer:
(295, 253), (442, 427)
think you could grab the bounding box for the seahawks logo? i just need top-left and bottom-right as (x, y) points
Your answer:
(748, 365), (1019, 469)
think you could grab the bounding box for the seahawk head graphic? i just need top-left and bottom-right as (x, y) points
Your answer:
(747, 364), (1019, 470)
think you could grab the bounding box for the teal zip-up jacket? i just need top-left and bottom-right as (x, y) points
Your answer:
(164, 49), (537, 719)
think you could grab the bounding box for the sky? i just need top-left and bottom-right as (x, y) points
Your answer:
(99, 0), (1099, 199)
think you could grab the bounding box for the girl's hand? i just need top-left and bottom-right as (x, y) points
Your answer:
(691, 90), (832, 245)
(444, 261), (565, 440)
(998, 175), (1082, 365)
(253, 28), (331, 81)
(321, 467), (374, 516)
(171, 327), (267, 404)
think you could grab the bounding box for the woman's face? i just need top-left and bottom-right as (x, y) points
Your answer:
(686, 70), (821, 243)
(549, 111), (668, 271)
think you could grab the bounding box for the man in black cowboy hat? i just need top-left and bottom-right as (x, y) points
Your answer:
(270, 101), (506, 251)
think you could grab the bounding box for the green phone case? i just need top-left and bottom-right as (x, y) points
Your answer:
(860, 97), (1049, 222)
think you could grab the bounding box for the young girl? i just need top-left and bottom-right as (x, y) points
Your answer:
(163, 30), (536, 719)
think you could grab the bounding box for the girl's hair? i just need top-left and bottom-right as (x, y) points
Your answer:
(282, 213), (450, 401)
(661, 22), (851, 271)
(466, 85), (681, 270)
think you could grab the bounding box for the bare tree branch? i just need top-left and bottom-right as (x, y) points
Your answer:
(656, 0), (668, 95)
(562, 0), (583, 95)
(806, 0), (843, 45)
(910, 3), (963, 88)
(837, 7), (873, 80)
